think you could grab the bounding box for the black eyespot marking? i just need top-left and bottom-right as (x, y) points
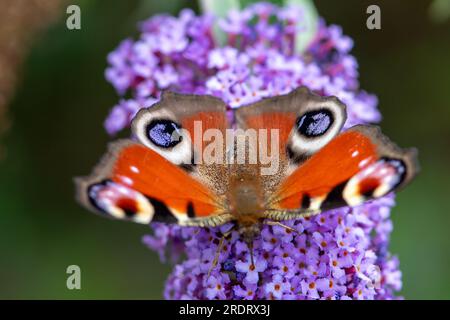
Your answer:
(122, 205), (137, 218)
(87, 179), (140, 218)
(296, 109), (334, 137)
(146, 119), (182, 148)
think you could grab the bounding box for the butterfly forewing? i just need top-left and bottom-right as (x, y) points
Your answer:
(76, 140), (231, 226)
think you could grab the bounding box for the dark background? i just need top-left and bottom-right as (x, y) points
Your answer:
(0, 0), (449, 299)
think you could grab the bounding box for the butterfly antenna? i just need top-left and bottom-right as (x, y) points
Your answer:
(264, 220), (302, 235)
(207, 229), (232, 278)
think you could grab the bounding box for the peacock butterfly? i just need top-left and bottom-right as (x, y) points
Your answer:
(75, 87), (418, 268)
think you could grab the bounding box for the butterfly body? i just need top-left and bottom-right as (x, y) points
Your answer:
(76, 87), (418, 245)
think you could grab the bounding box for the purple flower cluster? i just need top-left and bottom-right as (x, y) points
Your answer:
(104, 2), (401, 299)
(104, 3), (379, 135)
(143, 196), (401, 300)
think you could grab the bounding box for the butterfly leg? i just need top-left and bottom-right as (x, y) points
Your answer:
(262, 209), (320, 222)
(207, 228), (234, 278)
(264, 220), (302, 235)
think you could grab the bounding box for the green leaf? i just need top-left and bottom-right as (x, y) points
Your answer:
(240, 0), (284, 7)
(285, 0), (319, 54)
(199, 0), (319, 51)
(199, 0), (241, 46)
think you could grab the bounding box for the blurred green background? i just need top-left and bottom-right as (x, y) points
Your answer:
(0, 0), (449, 299)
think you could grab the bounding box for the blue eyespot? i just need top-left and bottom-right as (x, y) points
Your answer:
(146, 119), (182, 148)
(296, 109), (333, 137)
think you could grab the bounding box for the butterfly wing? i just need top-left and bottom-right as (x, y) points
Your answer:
(264, 125), (418, 220)
(132, 91), (231, 195)
(235, 87), (347, 163)
(235, 86), (347, 199)
(235, 86), (417, 219)
(76, 140), (232, 226)
(76, 91), (233, 227)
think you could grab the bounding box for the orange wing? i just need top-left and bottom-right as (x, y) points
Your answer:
(235, 87), (347, 166)
(76, 140), (230, 226)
